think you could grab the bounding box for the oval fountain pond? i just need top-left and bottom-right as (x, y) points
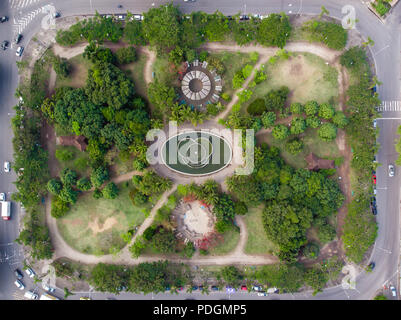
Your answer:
(161, 131), (232, 176)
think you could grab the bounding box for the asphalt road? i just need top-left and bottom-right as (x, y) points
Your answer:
(0, 0), (400, 301)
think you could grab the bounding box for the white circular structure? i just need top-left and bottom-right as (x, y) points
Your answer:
(181, 70), (212, 101)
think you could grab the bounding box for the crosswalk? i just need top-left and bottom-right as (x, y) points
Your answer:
(376, 101), (401, 112)
(12, 7), (44, 35)
(9, 0), (41, 10)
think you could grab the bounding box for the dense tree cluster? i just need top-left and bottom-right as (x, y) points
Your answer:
(302, 20), (347, 50)
(227, 144), (344, 261)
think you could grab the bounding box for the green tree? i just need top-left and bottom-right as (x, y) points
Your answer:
(306, 116), (321, 128)
(285, 138), (304, 155)
(55, 148), (74, 161)
(304, 101), (319, 116)
(318, 103), (335, 119)
(51, 196), (70, 218)
(58, 185), (78, 204)
(290, 117), (306, 135)
(272, 124), (290, 140)
(256, 13), (291, 48)
(303, 242), (320, 259)
(47, 178), (63, 195)
(76, 177), (92, 191)
(90, 166), (109, 188)
(102, 182), (119, 199)
(318, 123), (337, 141)
(290, 102), (303, 115)
(220, 266), (242, 287)
(247, 98), (266, 115)
(332, 111), (349, 128)
(60, 168), (78, 186)
(115, 46), (137, 64)
(261, 111), (276, 128)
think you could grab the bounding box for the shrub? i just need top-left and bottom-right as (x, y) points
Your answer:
(250, 52), (259, 62)
(102, 182), (119, 199)
(285, 138), (304, 155)
(373, 0), (391, 16)
(306, 116), (321, 128)
(181, 242), (195, 258)
(91, 166), (109, 188)
(76, 177), (92, 191)
(221, 92), (230, 101)
(51, 196), (70, 218)
(234, 202), (248, 215)
(58, 185), (78, 204)
(60, 168), (78, 186)
(237, 89), (253, 104)
(318, 123), (337, 141)
(290, 117), (306, 135)
(247, 98), (266, 115)
(261, 111), (276, 128)
(332, 111), (349, 128)
(318, 103), (335, 119)
(115, 46), (137, 64)
(272, 124), (289, 140)
(302, 20), (347, 50)
(47, 179), (62, 195)
(199, 51), (208, 61)
(93, 188), (103, 199)
(304, 101), (319, 116)
(265, 87), (289, 111)
(232, 70), (245, 89)
(303, 242), (320, 259)
(52, 56), (70, 78)
(290, 103), (303, 115)
(256, 13), (291, 48)
(241, 64), (253, 79)
(207, 56), (225, 74)
(133, 159), (147, 171)
(317, 224), (336, 243)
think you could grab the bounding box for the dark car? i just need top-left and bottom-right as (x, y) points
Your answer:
(198, 285), (203, 291)
(370, 200), (378, 215)
(14, 269), (23, 280)
(15, 34), (22, 44)
(371, 85), (377, 95)
(1, 40), (9, 50)
(0, 16), (8, 23)
(191, 285), (198, 291)
(53, 12), (61, 18)
(211, 286), (219, 291)
(368, 262), (375, 270)
(239, 15), (249, 20)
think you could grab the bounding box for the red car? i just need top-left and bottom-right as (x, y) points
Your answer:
(372, 173), (376, 184)
(241, 285), (247, 291)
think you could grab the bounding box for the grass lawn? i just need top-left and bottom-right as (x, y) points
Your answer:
(243, 52), (339, 113)
(257, 128), (341, 169)
(208, 224), (240, 256)
(153, 54), (177, 86)
(243, 205), (278, 255)
(121, 50), (148, 99)
(55, 54), (92, 89)
(57, 182), (155, 256)
(55, 145), (90, 177)
(208, 51), (254, 98)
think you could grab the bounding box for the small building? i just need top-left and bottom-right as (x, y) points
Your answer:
(305, 153), (334, 171)
(58, 135), (88, 152)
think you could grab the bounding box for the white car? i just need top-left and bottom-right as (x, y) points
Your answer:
(4, 162), (10, 172)
(252, 285), (263, 291)
(373, 119), (377, 128)
(42, 282), (56, 292)
(390, 285), (397, 297)
(14, 280), (25, 290)
(16, 46), (24, 57)
(257, 292), (267, 296)
(0, 193), (5, 201)
(25, 267), (35, 278)
(389, 164), (395, 177)
(133, 14), (143, 21)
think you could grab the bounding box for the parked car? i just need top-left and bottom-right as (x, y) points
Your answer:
(372, 171), (376, 184)
(373, 119), (377, 128)
(177, 286), (184, 291)
(165, 286), (170, 291)
(241, 285), (248, 291)
(239, 15), (249, 20)
(14, 279), (24, 290)
(16, 46), (24, 57)
(368, 262), (375, 270)
(133, 14), (143, 21)
(1, 40), (9, 50)
(211, 286), (219, 291)
(191, 285), (198, 291)
(4, 161), (10, 172)
(253, 14), (261, 19)
(0, 16), (8, 23)
(371, 85), (377, 95)
(15, 34), (22, 44)
(252, 285), (263, 292)
(80, 296), (91, 300)
(53, 12), (60, 18)
(117, 15), (125, 20)
(371, 203), (378, 215)
(24, 290), (38, 300)
(25, 267), (35, 278)
(14, 269), (23, 280)
(389, 164), (395, 177)
(267, 287), (279, 294)
(42, 282), (56, 292)
(390, 285), (397, 297)
(0, 193), (5, 201)
(198, 285), (203, 291)
(257, 291), (267, 296)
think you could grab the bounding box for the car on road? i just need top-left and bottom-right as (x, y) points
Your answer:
(133, 14), (144, 21)
(257, 292), (267, 296)
(252, 285), (263, 292)
(42, 282), (56, 292)
(80, 297), (91, 300)
(0, 16), (8, 23)
(25, 267), (35, 278)
(0, 193), (5, 201)
(239, 15), (249, 20)
(16, 46), (24, 57)
(117, 15), (125, 20)
(24, 290), (38, 300)
(4, 161), (10, 172)
(373, 119), (377, 128)
(368, 262), (375, 270)
(15, 34), (22, 44)
(372, 171), (376, 184)
(53, 12), (61, 18)
(14, 279), (24, 290)
(191, 285), (198, 291)
(1, 41), (9, 50)
(211, 286), (219, 291)
(267, 287), (279, 294)
(253, 14), (261, 19)
(370, 202), (377, 215)
(14, 269), (23, 280)
(388, 164), (395, 177)
(241, 285), (248, 291)
(371, 85), (377, 95)
(390, 285), (397, 297)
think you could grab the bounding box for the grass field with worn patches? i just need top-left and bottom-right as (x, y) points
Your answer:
(57, 182), (155, 256)
(55, 54), (92, 89)
(244, 205), (278, 255)
(256, 128), (341, 169)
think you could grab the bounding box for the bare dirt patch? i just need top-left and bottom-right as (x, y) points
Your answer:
(88, 216), (118, 235)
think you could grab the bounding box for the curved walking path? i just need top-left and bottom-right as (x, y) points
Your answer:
(45, 39), (347, 267)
